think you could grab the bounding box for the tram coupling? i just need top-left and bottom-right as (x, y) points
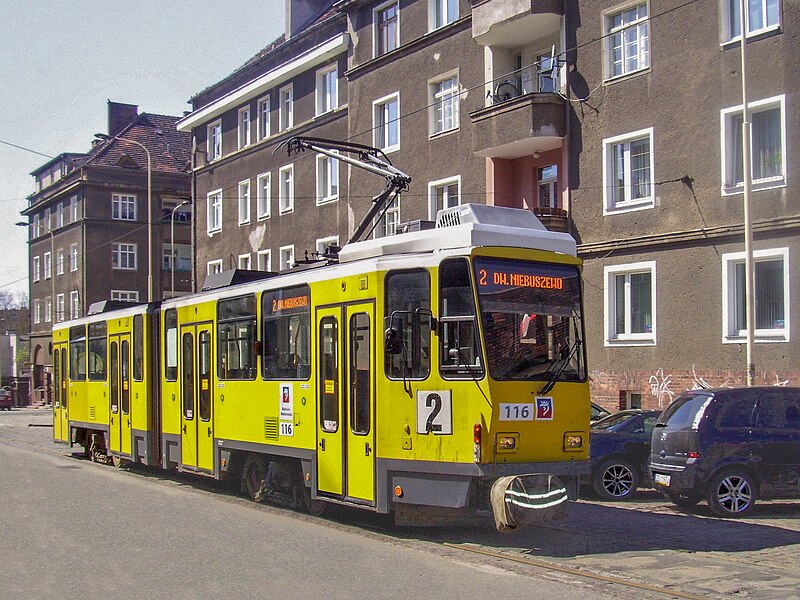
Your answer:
(490, 473), (568, 532)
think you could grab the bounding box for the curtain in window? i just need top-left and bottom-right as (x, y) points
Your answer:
(630, 272), (652, 333)
(752, 107), (781, 180)
(630, 138), (651, 199)
(734, 258), (784, 331)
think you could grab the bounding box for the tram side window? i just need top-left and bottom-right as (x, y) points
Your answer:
(133, 313), (143, 381)
(262, 286), (311, 380)
(439, 258), (483, 378)
(384, 269), (431, 380)
(69, 325), (86, 381)
(218, 295), (257, 380)
(87, 322), (107, 381)
(165, 309), (178, 381)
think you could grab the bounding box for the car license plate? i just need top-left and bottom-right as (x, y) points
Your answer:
(654, 473), (671, 486)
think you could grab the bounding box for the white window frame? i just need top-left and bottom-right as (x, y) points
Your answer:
(720, 94), (786, 195)
(721, 248), (789, 343)
(430, 0), (458, 31)
(69, 196), (78, 222)
(279, 165), (294, 214)
(373, 92), (400, 153)
(33, 256), (40, 282)
(33, 300), (41, 325)
(374, 0), (399, 57)
(112, 243), (137, 271)
(207, 120), (222, 161)
(56, 293), (65, 322)
(257, 249), (272, 272)
(604, 261), (657, 346)
(279, 84), (294, 132)
(316, 154), (339, 205)
(602, 127), (655, 214)
(316, 64), (338, 116)
(257, 95), (271, 140)
(316, 235), (340, 257)
(45, 297), (52, 323)
(238, 179), (251, 226)
(207, 259), (223, 276)
(238, 106), (251, 149)
(427, 175), (461, 220)
(70, 290), (80, 320)
(721, 0), (781, 43)
(279, 245), (295, 271)
(112, 193), (137, 221)
(69, 243), (78, 272)
(238, 253), (252, 270)
(110, 290), (139, 303)
(43, 252), (52, 280)
(538, 164), (559, 208)
(207, 189), (223, 235)
(56, 203), (65, 228)
(56, 248), (64, 276)
(257, 172), (271, 220)
(429, 73), (460, 136)
(603, 2), (650, 81)
(376, 197), (400, 238)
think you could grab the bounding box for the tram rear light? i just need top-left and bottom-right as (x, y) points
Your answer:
(563, 432), (584, 451)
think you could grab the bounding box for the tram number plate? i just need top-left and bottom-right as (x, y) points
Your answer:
(654, 473), (670, 486)
(499, 403), (534, 421)
(280, 422), (294, 437)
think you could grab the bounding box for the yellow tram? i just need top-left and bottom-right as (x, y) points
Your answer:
(52, 203), (589, 528)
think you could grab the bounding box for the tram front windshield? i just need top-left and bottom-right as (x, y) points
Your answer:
(474, 257), (585, 382)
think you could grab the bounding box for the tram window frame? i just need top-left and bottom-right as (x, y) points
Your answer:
(199, 330), (212, 421)
(164, 308), (178, 381)
(384, 269), (431, 380)
(87, 322), (107, 381)
(350, 312), (371, 435)
(439, 258), (484, 379)
(69, 325), (86, 381)
(262, 285), (311, 380)
(319, 316), (339, 432)
(217, 295), (257, 380)
(133, 313), (144, 381)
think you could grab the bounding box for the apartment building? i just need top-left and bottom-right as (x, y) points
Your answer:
(22, 101), (191, 400)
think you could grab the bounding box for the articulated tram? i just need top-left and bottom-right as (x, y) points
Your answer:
(52, 202), (589, 529)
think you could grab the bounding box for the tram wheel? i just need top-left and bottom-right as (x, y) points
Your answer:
(241, 454), (268, 501)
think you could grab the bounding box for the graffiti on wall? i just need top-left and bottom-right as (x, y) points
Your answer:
(648, 369), (674, 407)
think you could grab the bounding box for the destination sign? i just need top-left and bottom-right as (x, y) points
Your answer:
(473, 257), (579, 297)
(265, 286), (311, 316)
(478, 270), (564, 290)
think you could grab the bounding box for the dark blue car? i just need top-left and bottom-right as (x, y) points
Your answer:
(588, 409), (661, 500)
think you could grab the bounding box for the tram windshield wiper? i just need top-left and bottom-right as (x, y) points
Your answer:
(538, 335), (581, 396)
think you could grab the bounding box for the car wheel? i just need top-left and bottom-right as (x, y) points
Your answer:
(663, 491), (701, 508)
(706, 467), (758, 518)
(593, 457), (640, 500)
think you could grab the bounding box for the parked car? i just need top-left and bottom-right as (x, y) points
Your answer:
(650, 386), (800, 518)
(0, 389), (12, 411)
(591, 402), (611, 422)
(588, 409), (661, 500)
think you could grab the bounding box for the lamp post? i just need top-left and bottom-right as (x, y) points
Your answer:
(94, 133), (153, 303)
(170, 200), (191, 298)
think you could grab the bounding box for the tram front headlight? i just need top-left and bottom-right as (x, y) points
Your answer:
(496, 433), (518, 451)
(563, 432), (584, 451)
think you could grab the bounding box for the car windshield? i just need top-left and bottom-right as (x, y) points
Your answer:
(658, 392), (713, 430)
(592, 412), (637, 431)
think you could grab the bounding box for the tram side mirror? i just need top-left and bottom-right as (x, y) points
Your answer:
(384, 316), (404, 355)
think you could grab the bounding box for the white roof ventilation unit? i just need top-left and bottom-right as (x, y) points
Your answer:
(436, 203), (547, 231)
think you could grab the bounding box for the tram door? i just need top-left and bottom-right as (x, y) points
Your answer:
(52, 344), (69, 443)
(316, 303), (375, 504)
(108, 334), (132, 458)
(180, 324), (214, 472)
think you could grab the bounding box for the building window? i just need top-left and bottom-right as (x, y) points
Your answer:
(163, 244), (191, 272)
(604, 2), (649, 79)
(373, 93), (400, 152)
(207, 189), (223, 235)
(431, 0), (457, 30)
(207, 120), (222, 161)
(238, 179), (251, 225)
(430, 74), (459, 135)
(112, 243), (137, 270)
(45, 297), (52, 323)
(238, 106), (251, 149)
(603, 128), (654, 214)
(258, 95), (271, 140)
(279, 84), (293, 132)
(56, 248), (65, 276)
(69, 196), (78, 222)
(69, 243), (78, 272)
(112, 193), (136, 220)
(721, 95), (785, 194)
(428, 176), (460, 219)
(537, 50), (558, 93)
(377, 197), (400, 238)
(604, 262), (656, 345)
(316, 154), (339, 205)
(33, 256), (40, 282)
(375, 1), (399, 56)
(279, 245), (295, 271)
(70, 291), (80, 319)
(722, 0), (780, 41)
(238, 254), (252, 270)
(316, 65), (338, 115)
(257, 172), (271, 220)
(44, 252), (52, 280)
(257, 249), (271, 272)
(56, 203), (65, 228)
(316, 236), (339, 257)
(111, 290), (139, 303)
(33, 300), (41, 324)
(538, 165), (558, 208)
(279, 165), (294, 213)
(722, 248), (789, 342)
(56, 294), (65, 322)
(207, 260), (223, 276)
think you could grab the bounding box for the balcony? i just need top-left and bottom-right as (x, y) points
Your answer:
(532, 206), (569, 233)
(472, 0), (563, 48)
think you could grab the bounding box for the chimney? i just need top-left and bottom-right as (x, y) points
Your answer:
(285, 0), (333, 39)
(107, 101), (139, 137)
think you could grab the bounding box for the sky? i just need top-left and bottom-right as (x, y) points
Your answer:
(0, 0), (285, 298)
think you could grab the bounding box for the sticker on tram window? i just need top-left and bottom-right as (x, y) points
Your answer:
(280, 383), (293, 420)
(499, 403), (534, 421)
(201, 379), (209, 391)
(280, 422), (294, 437)
(416, 391), (452, 435)
(535, 396), (554, 420)
(324, 379), (335, 394)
